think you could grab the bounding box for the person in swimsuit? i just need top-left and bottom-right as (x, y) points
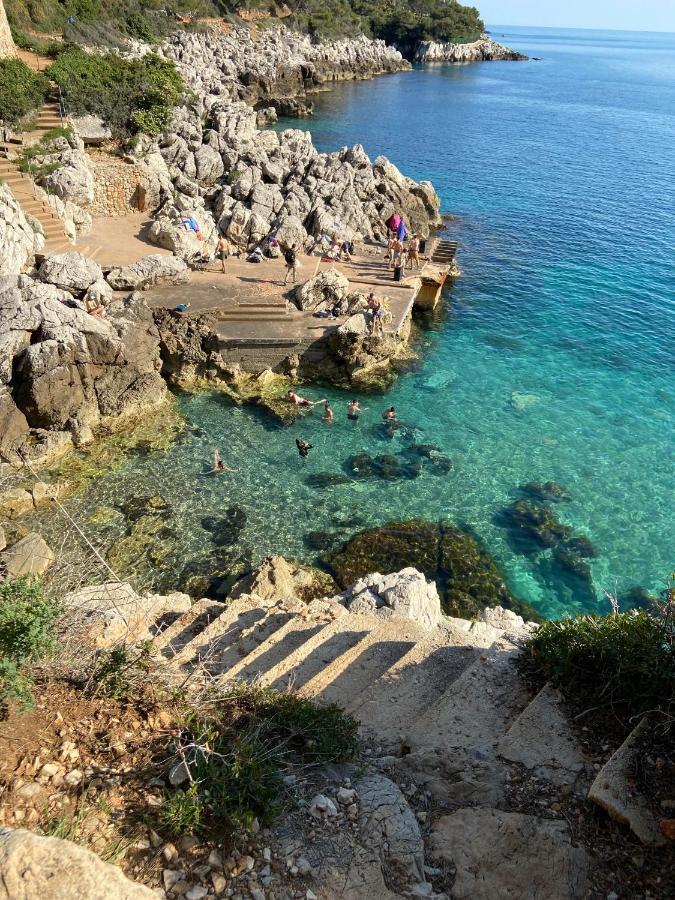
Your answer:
(386, 232), (396, 268)
(323, 402), (334, 423)
(217, 233), (230, 273)
(408, 234), (420, 270)
(209, 449), (237, 473)
(369, 295), (384, 336)
(286, 390), (326, 407)
(296, 438), (313, 459)
(383, 406), (397, 421)
(347, 400), (368, 421)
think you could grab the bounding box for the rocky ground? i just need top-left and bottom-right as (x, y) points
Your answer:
(0, 563), (671, 899)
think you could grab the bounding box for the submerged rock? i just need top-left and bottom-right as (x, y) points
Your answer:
(346, 451), (375, 478)
(120, 494), (171, 522)
(498, 500), (572, 549)
(563, 534), (598, 558)
(304, 530), (342, 551)
(323, 519), (541, 621)
(522, 481), (572, 503)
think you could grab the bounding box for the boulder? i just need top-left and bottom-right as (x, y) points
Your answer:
(294, 269), (350, 312)
(62, 582), (192, 648)
(38, 252), (103, 293)
(343, 568), (442, 630)
(0, 533), (55, 577)
(430, 808), (588, 900)
(41, 150), (95, 206)
(0, 486), (34, 519)
(338, 312), (369, 335)
(230, 555), (336, 603)
(0, 827), (157, 898)
(71, 114), (112, 145)
(0, 183), (42, 275)
(106, 254), (190, 291)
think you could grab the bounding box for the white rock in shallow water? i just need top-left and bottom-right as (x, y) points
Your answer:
(510, 391), (540, 412)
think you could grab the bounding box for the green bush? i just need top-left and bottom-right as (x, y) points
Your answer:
(161, 684), (359, 834)
(46, 46), (183, 137)
(0, 577), (60, 709)
(522, 608), (675, 722)
(0, 58), (48, 127)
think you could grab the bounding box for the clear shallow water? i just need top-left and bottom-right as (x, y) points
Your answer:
(50, 27), (674, 618)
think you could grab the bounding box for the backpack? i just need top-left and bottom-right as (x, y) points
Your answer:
(284, 248), (296, 266)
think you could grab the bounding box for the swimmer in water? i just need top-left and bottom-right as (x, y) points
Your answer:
(209, 449), (237, 473)
(323, 402), (334, 423)
(347, 399), (368, 421)
(382, 406), (397, 421)
(296, 438), (313, 459)
(287, 390), (326, 408)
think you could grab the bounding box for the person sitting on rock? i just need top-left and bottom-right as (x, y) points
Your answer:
(85, 295), (105, 318)
(339, 239), (353, 262)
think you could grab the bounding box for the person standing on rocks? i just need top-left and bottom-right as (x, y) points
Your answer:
(284, 245), (299, 285)
(217, 233), (230, 273)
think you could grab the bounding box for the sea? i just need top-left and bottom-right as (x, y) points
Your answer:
(44, 26), (675, 619)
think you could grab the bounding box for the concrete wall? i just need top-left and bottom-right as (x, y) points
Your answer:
(0, 0), (16, 59)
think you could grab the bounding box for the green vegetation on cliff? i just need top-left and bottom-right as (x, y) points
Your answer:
(46, 46), (183, 136)
(6, 0), (485, 52)
(0, 57), (47, 125)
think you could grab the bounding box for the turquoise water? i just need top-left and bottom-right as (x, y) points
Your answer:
(51, 27), (674, 618)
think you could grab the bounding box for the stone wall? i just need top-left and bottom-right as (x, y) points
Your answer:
(88, 159), (147, 217)
(0, 0), (15, 59)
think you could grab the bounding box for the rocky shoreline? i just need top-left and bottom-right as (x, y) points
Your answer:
(414, 35), (527, 63)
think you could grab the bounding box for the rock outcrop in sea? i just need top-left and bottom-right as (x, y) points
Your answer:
(414, 35), (527, 63)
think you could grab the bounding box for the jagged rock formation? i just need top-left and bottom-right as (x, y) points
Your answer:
(126, 26), (441, 262)
(414, 36), (527, 63)
(0, 258), (167, 466)
(0, 184), (44, 276)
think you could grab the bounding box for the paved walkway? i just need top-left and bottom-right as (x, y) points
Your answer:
(145, 245), (422, 346)
(86, 214), (173, 267)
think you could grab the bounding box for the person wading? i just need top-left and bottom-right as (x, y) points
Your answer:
(284, 244), (299, 285)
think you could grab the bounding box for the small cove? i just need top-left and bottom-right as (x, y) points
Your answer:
(32, 26), (674, 619)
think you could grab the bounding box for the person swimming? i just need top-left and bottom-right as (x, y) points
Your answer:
(286, 390), (326, 407)
(208, 449), (237, 474)
(323, 402), (334, 423)
(383, 406), (397, 421)
(296, 438), (313, 459)
(347, 399), (368, 421)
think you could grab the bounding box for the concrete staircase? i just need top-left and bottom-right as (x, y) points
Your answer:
(1, 96), (102, 262)
(149, 593), (594, 896)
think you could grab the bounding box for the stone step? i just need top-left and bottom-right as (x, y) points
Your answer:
(406, 642), (530, 755)
(497, 682), (586, 787)
(259, 616), (372, 694)
(348, 632), (479, 747)
(204, 604), (303, 678)
(152, 598), (227, 658)
(223, 612), (339, 687)
(169, 597), (272, 670)
(298, 620), (424, 708)
(588, 719), (667, 846)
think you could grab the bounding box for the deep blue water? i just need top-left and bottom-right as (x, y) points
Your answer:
(52, 27), (675, 618)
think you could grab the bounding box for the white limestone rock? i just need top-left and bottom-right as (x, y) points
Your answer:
(343, 568), (442, 630)
(106, 254), (189, 291)
(38, 252), (103, 293)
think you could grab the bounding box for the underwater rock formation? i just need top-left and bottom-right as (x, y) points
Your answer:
(323, 519), (541, 621)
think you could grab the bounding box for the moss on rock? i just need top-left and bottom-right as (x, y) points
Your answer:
(323, 518), (543, 622)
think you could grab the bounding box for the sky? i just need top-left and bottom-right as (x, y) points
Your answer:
(479, 0), (675, 33)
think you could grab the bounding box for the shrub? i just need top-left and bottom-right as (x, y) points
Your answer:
(46, 46), (183, 137)
(160, 684), (359, 834)
(0, 577), (60, 709)
(0, 58), (48, 126)
(522, 602), (675, 722)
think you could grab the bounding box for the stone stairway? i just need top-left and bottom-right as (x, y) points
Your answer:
(147, 584), (593, 897)
(1, 96), (102, 262)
